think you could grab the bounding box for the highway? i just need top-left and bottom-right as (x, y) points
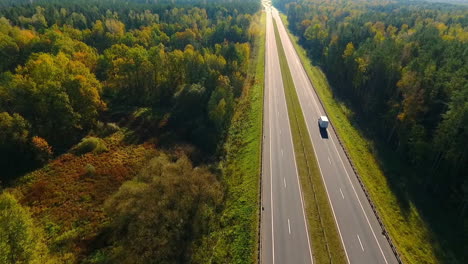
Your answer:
(260, 2), (313, 264)
(269, 5), (399, 264)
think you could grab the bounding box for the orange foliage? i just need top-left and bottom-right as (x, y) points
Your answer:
(31, 136), (53, 157)
(13, 133), (156, 259)
(16, 29), (37, 47)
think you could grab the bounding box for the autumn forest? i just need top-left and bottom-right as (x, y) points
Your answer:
(0, 0), (467, 263)
(276, 0), (467, 262)
(0, 0), (262, 263)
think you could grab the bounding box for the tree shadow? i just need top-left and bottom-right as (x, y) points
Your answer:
(324, 88), (413, 215)
(330, 91), (462, 263)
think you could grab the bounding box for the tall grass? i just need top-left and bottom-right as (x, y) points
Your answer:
(279, 13), (441, 264)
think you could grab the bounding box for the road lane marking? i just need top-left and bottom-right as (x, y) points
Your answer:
(275, 11), (398, 263)
(283, 177), (286, 188)
(340, 188), (344, 199)
(267, 12), (275, 263)
(283, 33), (351, 261)
(275, 23), (313, 263)
(357, 234), (364, 251)
(328, 156), (331, 164)
(274, 12), (321, 115)
(329, 137), (389, 264)
(303, 132), (351, 264)
(281, 149), (284, 156)
(288, 219), (291, 234)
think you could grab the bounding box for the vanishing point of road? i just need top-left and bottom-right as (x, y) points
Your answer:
(260, 1), (399, 264)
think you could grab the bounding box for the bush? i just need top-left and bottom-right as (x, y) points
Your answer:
(0, 192), (52, 264)
(84, 164), (96, 177)
(82, 250), (112, 264)
(94, 122), (120, 138)
(51, 228), (82, 252)
(31, 136), (53, 163)
(104, 154), (223, 263)
(71, 137), (108, 155)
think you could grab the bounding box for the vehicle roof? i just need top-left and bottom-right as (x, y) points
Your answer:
(320, 116), (329, 122)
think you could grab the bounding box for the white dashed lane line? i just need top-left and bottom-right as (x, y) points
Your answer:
(357, 234), (364, 251)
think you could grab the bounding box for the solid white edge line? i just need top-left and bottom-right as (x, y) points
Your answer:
(266, 10), (275, 264)
(274, 11), (322, 116)
(329, 135), (389, 264)
(272, 11), (350, 264)
(278, 8), (395, 263)
(273, 14), (314, 264)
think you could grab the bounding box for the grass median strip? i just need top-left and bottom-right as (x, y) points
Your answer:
(273, 19), (347, 264)
(279, 13), (441, 264)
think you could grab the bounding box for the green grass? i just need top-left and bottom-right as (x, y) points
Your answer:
(279, 13), (441, 264)
(200, 12), (266, 263)
(273, 20), (347, 264)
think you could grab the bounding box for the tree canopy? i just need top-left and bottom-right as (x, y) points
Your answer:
(0, 193), (53, 264)
(0, 0), (261, 183)
(276, 0), (467, 261)
(104, 153), (223, 263)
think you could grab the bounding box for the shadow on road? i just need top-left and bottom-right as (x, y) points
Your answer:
(318, 126), (328, 139)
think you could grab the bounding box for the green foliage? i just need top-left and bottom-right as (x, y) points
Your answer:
(1, 52), (105, 149)
(82, 250), (111, 264)
(277, 0), (467, 262)
(18, 6), (48, 30)
(71, 137), (108, 155)
(0, 0), (260, 155)
(208, 76), (235, 131)
(435, 87), (468, 165)
(282, 8), (467, 264)
(193, 12), (266, 264)
(0, 112), (33, 182)
(104, 153), (223, 264)
(93, 122), (120, 138)
(0, 112), (30, 148)
(0, 192), (52, 264)
(0, 0), (262, 262)
(84, 164), (96, 177)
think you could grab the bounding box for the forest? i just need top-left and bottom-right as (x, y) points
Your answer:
(0, 0), (262, 263)
(274, 0), (467, 262)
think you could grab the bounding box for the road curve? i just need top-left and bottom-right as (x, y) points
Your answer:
(271, 7), (399, 264)
(260, 2), (314, 264)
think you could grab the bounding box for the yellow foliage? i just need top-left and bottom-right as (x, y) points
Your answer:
(342, 42), (355, 58)
(16, 29), (37, 46)
(355, 57), (369, 73)
(104, 19), (125, 36)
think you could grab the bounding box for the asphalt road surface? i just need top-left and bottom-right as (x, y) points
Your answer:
(267, 6), (400, 264)
(260, 2), (313, 264)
